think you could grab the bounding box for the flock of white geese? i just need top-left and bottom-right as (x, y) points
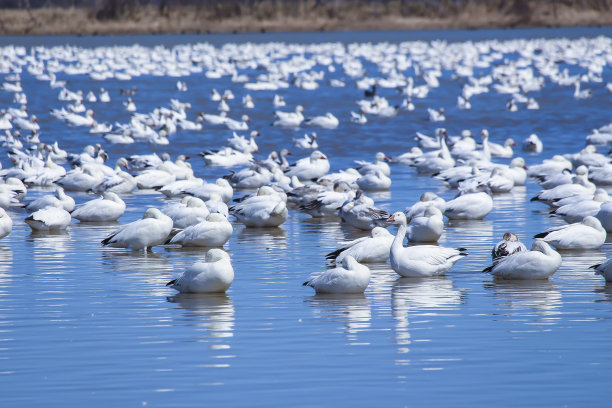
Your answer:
(0, 35), (611, 295)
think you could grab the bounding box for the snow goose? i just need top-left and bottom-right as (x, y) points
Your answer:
(25, 187), (75, 212)
(596, 201), (612, 232)
(198, 111), (228, 125)
(485, 167), (515, 194)
(415, 128), (445, 150)
(300, 181), (355, 217)
(386, 211), (467, 277)
(302, 256), (370, 294)
(404, 192), (446, 221)
(293, 132), (318, 150)
(230, 186), (288, 227)
(166, 249), (234, 293)
(224, 166), (273, 189)
(389, 147), (423, 165)
(489, 138), (516, 158)
(483, 240), (561, 280)
(157, 155), (193, 181)
(71, 192), (126, 222)
(284, 150), (330, 181)
(134, 168), (175, 190)
(273, 94), (286, 107)
(590, 259), (612, 282)
(531, 174), (595, 206)
(183, 178), (233, 203)
(224, 114), (250, 131)
(101, 208), (172, 251)
(355, 152), (391, 177)
(586, 129), (612, 145)
(91, 157), (136, 194)
(0, 208), (12, 239)
(304, 112), (339, 129)
(527, 155), (572, 178)
(157, 177), (204, 198)
(406, 206), (444, 243)
(522, 133), (543, 153)
(167, 213), (233, 247)
(200, 147), (253, 167)
(338, 190), (389, 230)
(350, 110), (367, 124)
(228, 131), (260, 153)
(534, 216), (606, 250)
(500, 157), (528, 186)
(127, 152), (162, 171)
(25, 201), (71, 231)
(326, 227), (394, 265)
(411, 137), (455, 174)
(356, 169), (391, 191)
(273, 105), (304, 128)
(551, 189), (610, 223)
(163, 197), (210, 229)
(56, 166), (103, 192)
(428, 107), (445, 122)
(491, 232), (527, 264)
(205, 193), (229, 218)
(444, 185), (493, 220)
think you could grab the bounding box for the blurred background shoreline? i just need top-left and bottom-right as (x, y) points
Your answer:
(1, 0), (611, 35)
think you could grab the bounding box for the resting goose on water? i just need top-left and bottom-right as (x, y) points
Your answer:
(483, 240), (561, 280)
(167, 249), (234, 293)
(101, 208), (172, 251)
(303, 256), (370, 294)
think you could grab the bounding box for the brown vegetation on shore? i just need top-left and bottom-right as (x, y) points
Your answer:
(0, 0), (611, 35)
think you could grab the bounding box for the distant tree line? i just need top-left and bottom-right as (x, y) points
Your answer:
(0, 0), (610, 21)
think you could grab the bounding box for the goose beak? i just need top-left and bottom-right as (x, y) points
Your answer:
(386, 215), (395, 222)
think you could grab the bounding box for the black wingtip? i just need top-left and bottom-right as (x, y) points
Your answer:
(457, 247), (468, 252)
(530, 196), (539, 202)
(482, 265), (494, 273)
(302, 280), (310, 286)
(534, 232), (547, 239)
(166, 279), (176, 286)
(590, 264), (601, 269)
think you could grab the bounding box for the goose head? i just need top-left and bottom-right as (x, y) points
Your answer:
(205, 248), (230, 263)
(386, 211), (407, 226)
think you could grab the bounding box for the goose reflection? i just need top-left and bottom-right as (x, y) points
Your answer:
(300, 216), (346, 247)
(484, 279), (562, 319)
(594, 283), (612, 303)
(236, 225), (287, 249)
(558, 249), (606, 282)
(28, 230), (70, 270)
(167, 293), (235, 339)
(306, 294), (371, 340)
(0, 246), (13, 295)
(391, 277), (464, 357)
(444, 219), (493, 246)
(102, 249), (173, 274)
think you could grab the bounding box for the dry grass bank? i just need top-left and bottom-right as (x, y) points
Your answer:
(0, 1), (611, 35)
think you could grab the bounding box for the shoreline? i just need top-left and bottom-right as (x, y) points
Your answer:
(1, 4), (612, 36)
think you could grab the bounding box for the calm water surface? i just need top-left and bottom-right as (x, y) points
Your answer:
(1, 27), (612, 407)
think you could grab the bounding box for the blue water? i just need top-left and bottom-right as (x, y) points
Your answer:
(1, 27), (612, 407)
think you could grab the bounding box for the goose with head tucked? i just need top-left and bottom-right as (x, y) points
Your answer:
(183, 178), (233, 203)
(406, 206), (444, 243)
(303, 256), (370, 294)
(304, 112), (339, 129)
(91, 157), (136, 194)
(551, 188), (610, 223)
(356, 168), (391, 191)
(293, 132), (318, 150)
(355, 152), (391, 177)
(25, 201), (71, 231)
(522, 133), (543, 153)
(0, 208), (12, 239)
(230, 186), (288, 227)
(71, 192), (126, 222)
(167, 213), (233, 247)
(300, 181), (355, 217)
(404, 192), (446, 221)
(491, 232), (527, 265)
(167, 249), (234, 293)
(101, 208), (172, 251)
(326, 227), (394, 265)
(162, 196), (210, 229)
(273, 105), (304, 128)
(483, 240), (561, 280)
(444, 184), (493, 220)
(531, 174), (595, 206)
(534, 216), (606, 250)
(338, 190), (389, 230)
(386, 211), (467, 277)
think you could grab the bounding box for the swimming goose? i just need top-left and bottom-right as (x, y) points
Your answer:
(71, 192), (126, 222)
(25, 201), (71, 231)
(273, 105), (304, 128)
(522, 133), (543, 153)
(101, 208), (172, 251)
(224, 114), (250, 131)
(300, 181), (355, 217)
(404, 192), (447, 221)
(356, 169), (391, 191)
(534, 216), (606, 250)
(25, 187), (75, 212)
(183, 178), (233, 203)
(303, 256), (370, 294)
(531, 174), (595, 206)
(415, 128), (445, 150)
(491, 232), (527, 264)
(489, 138), (516, 158)
(163, 197), (210, 229)
(483, 240), (561, 280)
(304, 112), (339, 129)
(56, 166), (104, 192)
(293, 132), (318, 150)
(200, 147), (253, 167)
(428, 107), (446, 122)
(551, 189), (610, 223)
(228, 131), (260, 154)
(285, 150), (330, 181)
(326, 227), (394, 265)
(168, 213), (233, 247)
(230, 186), (288, 227)
(167, 249), (234, 293)
(91, 157), (136, 194)
(386, 212), (467, 277)
(134, 168), (176, 190)
(390, 147), (423, 165)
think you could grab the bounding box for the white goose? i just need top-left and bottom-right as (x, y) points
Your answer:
(355, 152), (391, 177)
(534, 216), (606, 250)
(304, 112), (339, 129)
(25, 187), (75, 212)
(356, 169), (391, 191)
(166, 249), (234, 293)
(91, 157), (136, 194)
(552, 189), (609, 223)
(386, 212), (467, 277)
(162, 197), (210, 229)
(491, 232), (527, 264)
(590, 259), (612, 282)
(404, 192), (446, 221)
(230, 187), (288, 227)
(273, 105), (305, 128)
(168, 213), (233, 247)
(522, 133), (543, 153)
(406, 206), (444, 243)
(101, 208), (172, 251)
(0, 208), (12, 239)
(489, 138), (516, 158)
(338, 191), (389, 230)
(444, 185), (493, 220)
(25, 201), (72, 231)
(483, 240), (561, 280)
(302, 256), (370, 294)
(228, 131), (260, 154)
(293, 132), (318, 150)
(183, 178), (233, 203)
(285, 150), (330, 181)
(157, 177), (204, 198)
(325, 227), (394, 265)
(71, 192), (126, 222)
